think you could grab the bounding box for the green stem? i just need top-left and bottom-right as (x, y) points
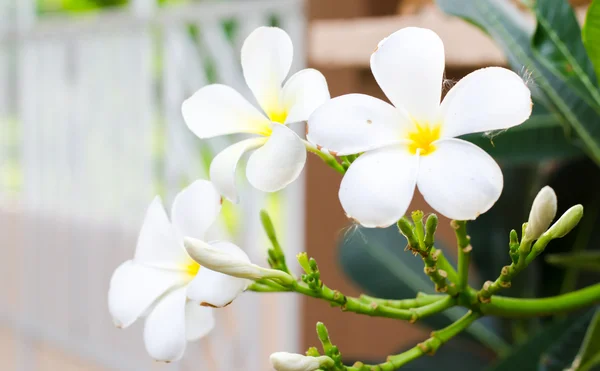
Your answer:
(358, 293), (445, 309)
(347, 311), (481, 371)
(480, 283), (600, 317)
(304, 140), (346, 174)
(452, 220), (471, 292)
(292, 282), (455, 322)
(434, 247), (459, 284)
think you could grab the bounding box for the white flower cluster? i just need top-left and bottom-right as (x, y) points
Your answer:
(108, 26), (532, 363)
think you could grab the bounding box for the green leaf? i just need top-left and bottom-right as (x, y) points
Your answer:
(532, 0), (600, 111)
(462, 114), (583, 164)
(436, 0), (600, 166)
(488, 309), (595, 371)
(583, 0), (600, 86)
(546, 251), (600, 272)
(338, 226), (509, 354)
(538, 309), (598, 371)
(576, 309), (600, 371)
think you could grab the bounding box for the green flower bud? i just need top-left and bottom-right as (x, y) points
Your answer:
(545, 204), (583, 239)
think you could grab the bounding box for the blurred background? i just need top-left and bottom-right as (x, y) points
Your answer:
(0, 0), (597, 370)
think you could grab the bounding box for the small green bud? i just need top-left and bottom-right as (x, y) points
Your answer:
(306, 347), (320, 357)
(545, 204), (583, 239)
(524, 186), (557, 241)
(424, 214), (438, 249)
(316, 322), (333, 351)
(297, 252), (311, 273)
(309, 258), (319, 272)
(260, 209), (277, 241)
(397, 217), (418, 248)
(509, 229), (519, 250)
(411, 210), (425, 247)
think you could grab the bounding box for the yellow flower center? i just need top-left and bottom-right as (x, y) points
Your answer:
(183, 260), (200, 277)
(406, 123), (441, 156)
(268, 108), (288, 124)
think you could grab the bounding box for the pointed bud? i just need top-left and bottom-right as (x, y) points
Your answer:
(184, 237), (294, 284)
(397, 217), (418, 248)
(269, 352), (334, 371)
(524, 186), (557, 241)
(297, 252), (311, 273)
(424, 214), (438, 249)
(545, 205), (583, 239)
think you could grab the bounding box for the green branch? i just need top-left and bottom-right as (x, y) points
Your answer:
(304, 140), (346, 174)
(480, 283), (600, 317)
(347, 311), (481, 371)
(452, 220), (471, 292)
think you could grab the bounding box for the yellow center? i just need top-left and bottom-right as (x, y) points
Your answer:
(406, 123), (441, 156)
(268, 108), (288, 124)
(183, 260), (200, 277)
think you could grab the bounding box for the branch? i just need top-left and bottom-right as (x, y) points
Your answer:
(480, 283), (600, 317)
(452, 220), (472, 292)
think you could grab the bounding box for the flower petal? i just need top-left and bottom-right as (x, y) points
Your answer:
(108, 261), (187, 329)
(417, 138), (503, 220)
(144, 287), (188, 362)
(134, 197), (190, 269)
(185, 302), (215, 342)
(246, 125), (306, 192)
(210, 137), (267, 203)
(171, 180), (222, 241)
(187, 241), (251, 308)
(182, 84), (271, 138)
(241, 27), (293, 119)
(307, 94), (408, 156)
(340, 145), (419, 228)
(282, 68), (330, 124)
(370, 27), (445, 123)
(438, 67), (532, 138)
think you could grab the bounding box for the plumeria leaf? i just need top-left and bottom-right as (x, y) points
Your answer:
(532, 0), (600, 111)
(436, 0), (600, 166)
(546, 251), (600, 273)
(583, 0), (600, 86)
(489, 309), (596, 371)
(574, 309), (600, 371)
(462, 114), (583, 164)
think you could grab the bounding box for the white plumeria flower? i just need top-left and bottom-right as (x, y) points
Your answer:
(182, 26), (330, 202)
(270, 352), (334, 371)
(307, 27), (532, 228)
(108, 180), (251, 362)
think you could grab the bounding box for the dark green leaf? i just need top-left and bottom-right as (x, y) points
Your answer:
(576, 309), (600, 371)
(436, 0), (600, 166)
(583, 0), (600, 86)
(538, 309), (598, 371)
(546, 251), (600, 272)
(488, 309), (595, 371)
(462, 114), (583, 164)
(532, 0), (600, 111)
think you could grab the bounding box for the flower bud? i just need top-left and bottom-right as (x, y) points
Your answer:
(184, 237), (294, 284)
(545, 204), (583, 239)
(270, 352), (333, 371)
(524, 186), (557, 241)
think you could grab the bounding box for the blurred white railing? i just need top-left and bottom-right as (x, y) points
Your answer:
(0, 0), (305, 370)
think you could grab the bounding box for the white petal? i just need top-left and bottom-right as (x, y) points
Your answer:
(108, 261), (187, 329)
(144, 287), (188, 362)
(246, 125), (306, 192)
(370, 27), (445, 123)
(210, 137), (267, 203)
(438, 67), (532, 138)
(171, 180), (222, 241)
(241, 27), (293, 120)
(417, 138), (503, 220)
(134, 197), (190, 269)
(282, 68), (330, 124)
(185, 302), (215, 341)
(182, 84), (271, 138)
(340, 146), (419, 228)
(187, 241), (251, 308)
(306, 94), (408, 156)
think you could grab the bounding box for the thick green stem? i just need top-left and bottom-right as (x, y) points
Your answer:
(293, 282), (456, 322)
(452, 220), (471, 292)
(480, 283), (600, 317)
(359, 293), (444, 309)
(304, 141), (346, 174)
(347, 311), (481, 371)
